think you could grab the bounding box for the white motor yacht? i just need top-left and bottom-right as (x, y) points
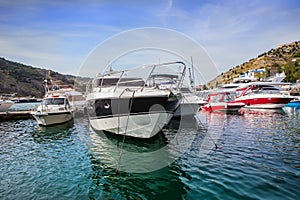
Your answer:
(86, 61), (186, 139)
(31, 94), (73, 126)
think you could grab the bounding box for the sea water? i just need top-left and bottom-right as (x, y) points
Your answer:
(0, 104), (299, 200)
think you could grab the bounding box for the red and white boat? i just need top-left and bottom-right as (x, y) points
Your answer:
(201, 91), (245, 113)
(233, 82), (294, 109)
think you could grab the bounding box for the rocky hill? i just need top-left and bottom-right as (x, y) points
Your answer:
(0, 57), (88, 98)
(206, 41), (300, 89)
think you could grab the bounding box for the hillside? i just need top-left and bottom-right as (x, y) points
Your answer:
(0, 58), (87, 98)
(206, 41), (300, 89)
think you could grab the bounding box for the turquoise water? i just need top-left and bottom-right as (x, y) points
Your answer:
(0, 105), (299, 199)
(8, 102), (40, 111)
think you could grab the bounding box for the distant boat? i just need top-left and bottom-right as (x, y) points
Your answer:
(31, 94), (73, 126)
(11, 97), (41, 103)
(0, 99), (14, 112)
(174, 87), (207, 117)
(46, 84), (86, 112)
(233, 82), (294, 109)
(146, 74), (206, 117)
(201, 91), (244, 113)
(85, 61), (185, 139)
(285, 98), (300, 107)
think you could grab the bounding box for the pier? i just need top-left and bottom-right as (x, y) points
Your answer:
(0, 110), (85, 121)
(0, 111), (33, 120)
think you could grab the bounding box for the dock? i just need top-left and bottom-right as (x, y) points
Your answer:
(0, 111), (33, 120)
(0, 110), (86, 121)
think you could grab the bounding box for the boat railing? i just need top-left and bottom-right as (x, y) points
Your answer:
(91, 61), (186, 93)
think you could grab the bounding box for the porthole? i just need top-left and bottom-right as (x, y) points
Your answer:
(104, 102), (110, 109)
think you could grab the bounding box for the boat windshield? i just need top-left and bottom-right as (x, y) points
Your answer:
(243, 86), (281, 96)
(209, 93), (233, 103)
(94, 78), (145, 87)
(43, 98), (65, 105)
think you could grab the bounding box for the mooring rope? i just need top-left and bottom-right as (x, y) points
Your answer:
(116, 89), (135, 174)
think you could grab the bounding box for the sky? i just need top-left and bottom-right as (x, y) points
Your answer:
(1, 0), (300, 83)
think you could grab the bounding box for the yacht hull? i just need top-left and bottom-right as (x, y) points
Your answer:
(32, 111), (73, 126)
(201, 102), (244, 113)
(173, 103), (201, 117)
(87, 95), (180, 138)
(234, 95), (293, 109)
(89, 112), (173, 138)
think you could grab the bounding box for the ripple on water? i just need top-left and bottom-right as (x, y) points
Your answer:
(179, 112), (300, 200)
(0, 110), (300, 200)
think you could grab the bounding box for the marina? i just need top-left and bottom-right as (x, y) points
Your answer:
(0, 30), (299, 200)
(1, 1), (299, 199)
(0, 76), (299, 199)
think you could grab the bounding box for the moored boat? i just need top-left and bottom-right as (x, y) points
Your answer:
(233, 82), (294, 109)
(146, 74), (206, 117)
(31, 94), (73, 126)
(201, 91), (244, 113)
(86, 61), (186, 139)
(0, 99), (14, 112)
(285, 98), (300, 107)
(174, 87), (207, 117)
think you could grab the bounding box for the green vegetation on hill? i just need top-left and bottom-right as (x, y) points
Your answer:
(207, 41), (300, 89)
(0, 58), (87, 98)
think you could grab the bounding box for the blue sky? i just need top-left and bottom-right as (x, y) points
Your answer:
(1, 0), (300, 82)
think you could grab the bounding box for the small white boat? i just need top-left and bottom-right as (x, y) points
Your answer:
(31, 94), (73, 126)
(0, 99), (14, 112)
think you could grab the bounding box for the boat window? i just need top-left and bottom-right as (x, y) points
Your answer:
(209, 95), (218, 103)
(236, 90), (243, 97)
(43, 98), (65, 105)
(181, 87), (192, 92)
(96, 78), (145, 87)
(96, 78), (119, 87)
(217, 94), (225, 103)
(118, 78), (145, 86)
(258, 87), (281, 94)
(224, 94), (234, 102)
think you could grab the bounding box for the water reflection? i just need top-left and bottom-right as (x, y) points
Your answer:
(283, 106), (300, 116)
(87, 116), (199, 174)
(195, 112), (238, 157)
(85, 117), (197, 199)
(31, 120), (75, 143)
(241, 108), (286, 115)
(89, 156), (187, 199)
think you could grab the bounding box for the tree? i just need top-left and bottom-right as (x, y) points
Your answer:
(292, 52), (300, 58)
